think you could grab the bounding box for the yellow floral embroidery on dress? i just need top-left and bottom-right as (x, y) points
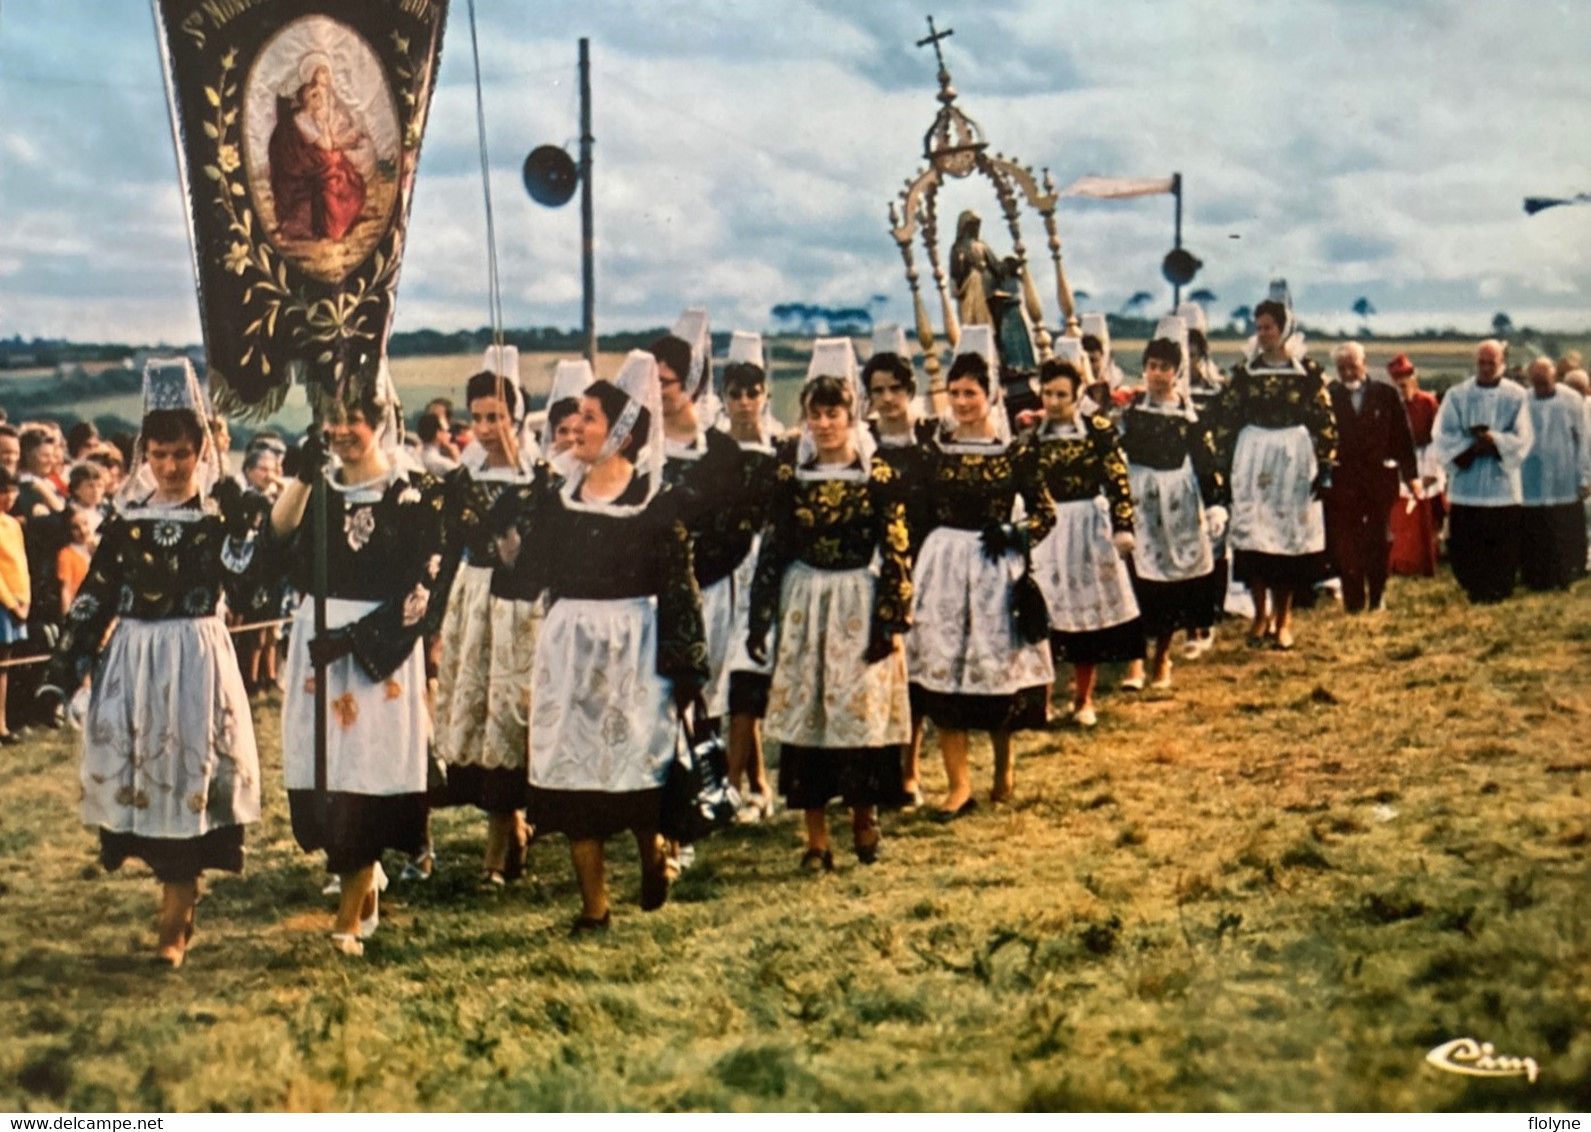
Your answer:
(749, 455), (916, 651)
(1215, 360), (1337, 468)
(924, 435), (1057, 544)
(885, 514), (910, 554)
(1036, 419), (1135, 533)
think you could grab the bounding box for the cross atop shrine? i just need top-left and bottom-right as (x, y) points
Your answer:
(916, 15), (954, 76)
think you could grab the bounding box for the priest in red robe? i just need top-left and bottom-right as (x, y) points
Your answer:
(1387, 353), (1442, 576)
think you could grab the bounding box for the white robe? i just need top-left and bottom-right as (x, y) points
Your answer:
(1432, 377), (1534, 507)
(1521, 387), (1591, 507)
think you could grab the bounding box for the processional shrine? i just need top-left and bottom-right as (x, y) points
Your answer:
(888, 17), (1083, 410)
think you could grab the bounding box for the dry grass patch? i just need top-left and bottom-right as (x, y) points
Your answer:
(1, 570), (1588, 1111)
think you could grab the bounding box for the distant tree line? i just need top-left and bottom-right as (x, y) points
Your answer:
(3, 309), (1578, 380)
(387, 326), (692, 358)
(0, 335), (141, 370)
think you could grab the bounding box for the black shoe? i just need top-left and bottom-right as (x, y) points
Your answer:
(800, 847), (834, 873)
(502, 834), (527, 883)
(0, 732), (21, 746)
(569, 911), (611, 936)
(640, 856), (670, 912)
(932, 798), (977, 823)
(855, 839), (881, 866)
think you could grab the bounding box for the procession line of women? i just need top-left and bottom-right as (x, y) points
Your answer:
(47, 291), (1338, 962)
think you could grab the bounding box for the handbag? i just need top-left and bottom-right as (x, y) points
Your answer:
(1010, 544), (1051, 646)
(660, 696), (739, 845)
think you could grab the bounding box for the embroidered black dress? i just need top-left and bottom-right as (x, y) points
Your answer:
(522, 477), (709, 840)
(1119, 396), (1230, 637)
(279, 469), (449, 875)
(868, 418), (937, 558)
(749, 457), (914, 810)
(1031, 416), (1144, 664)
(432, 461), (548, 815)
(47, 499), (261, 882)
(904, 430), (1057, 732)
(1214, 358), (1337, 589)
(665, 428), (754, 720)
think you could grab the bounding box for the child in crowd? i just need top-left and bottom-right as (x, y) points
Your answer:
(56, 506), (98, 615)
(0, 468), (29, 743)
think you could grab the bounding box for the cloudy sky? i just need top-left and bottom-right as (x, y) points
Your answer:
(2, 0), (1589, 346)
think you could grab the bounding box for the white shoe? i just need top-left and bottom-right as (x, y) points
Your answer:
(1072, 705), (1098, 728)
(735, 792), (775, 825)
(321, 875), (342, 896)
(399, 847), (435, 883)
(359, 863), (388, 940)
(1183, 630), (1215, 659)
(666, 844), (696, 876)
(1151, 666), (1174, 690)
(1118, 675), (1145, 692)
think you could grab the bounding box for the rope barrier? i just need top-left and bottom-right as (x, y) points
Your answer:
(0, 615), (293, 670)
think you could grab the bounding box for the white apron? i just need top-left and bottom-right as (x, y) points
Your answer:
(433, 562), (542, 771)
(1229, 424), (1325, 556)
(81, 615), (260, 836)
(710, 534), (775, 718)
(1129, 457), (1214, 583)
(1032, 496), (1140, 631)
(698, 572), (736, 720)
(528, 596), (679, 793)
(764, 562), (910, 748)
(282, 597), (430, 796)
(906, 527), (1054, 696)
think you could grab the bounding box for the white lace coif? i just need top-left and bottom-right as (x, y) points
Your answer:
(117, 356), (223, 509)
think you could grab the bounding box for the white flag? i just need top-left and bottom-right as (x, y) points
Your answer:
(1059, 175), (1176, 200)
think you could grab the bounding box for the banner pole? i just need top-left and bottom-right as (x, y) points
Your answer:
(311, 419), (329, 808)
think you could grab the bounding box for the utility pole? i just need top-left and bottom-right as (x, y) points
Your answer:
(1171, 171), (1183, 311)
(579, 38), (596, 368)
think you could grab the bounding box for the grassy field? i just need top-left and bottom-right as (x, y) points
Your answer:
(1, 567), (1588, 1112)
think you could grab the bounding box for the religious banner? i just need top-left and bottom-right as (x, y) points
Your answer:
(1058, 175), (1176, 200)
(154, 0), (449, 416)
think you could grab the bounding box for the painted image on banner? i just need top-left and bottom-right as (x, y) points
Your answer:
(241, 15), (400, 283)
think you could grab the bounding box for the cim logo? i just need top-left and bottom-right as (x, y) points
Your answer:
(1425, 1037), (1540, 1084)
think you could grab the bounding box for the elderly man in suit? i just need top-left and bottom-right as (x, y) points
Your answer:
(1323, 342), (1420, 612)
